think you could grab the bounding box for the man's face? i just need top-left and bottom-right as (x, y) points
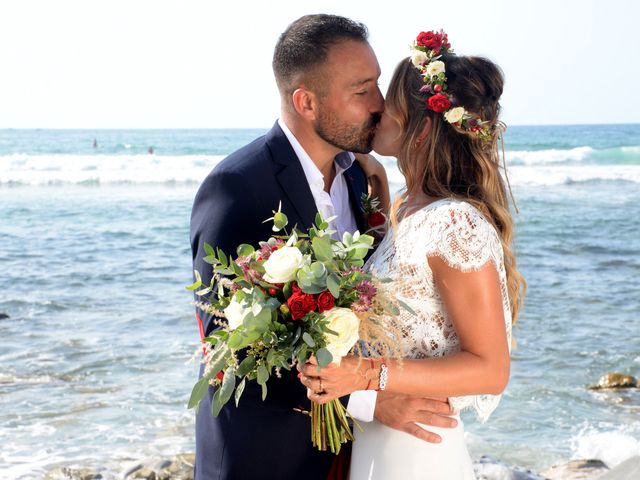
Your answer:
(313, 40), (384, 154)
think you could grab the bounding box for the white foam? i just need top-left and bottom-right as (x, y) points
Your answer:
(570, 424), (640, 468)
(0, 154), (224, 185)
(507, 165), (640, 186)
(506, 146), (594, 165)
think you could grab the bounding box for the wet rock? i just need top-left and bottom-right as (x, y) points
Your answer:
(121, 462), (144, 478)
(541, 459), (609, 479)
(130, 467), (156, 480)
(44, 467), (103, 480)
(473, 455), (545, 479)
(156, 453), (194, 480)
(0, 313), (9, 320)
(588, 373), (638, 389)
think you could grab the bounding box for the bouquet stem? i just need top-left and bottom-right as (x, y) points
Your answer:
(310, 399), (355, 454)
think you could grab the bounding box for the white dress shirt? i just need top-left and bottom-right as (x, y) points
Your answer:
(278, 118), (377, 421)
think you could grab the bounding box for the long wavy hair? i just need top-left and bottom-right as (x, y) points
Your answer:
(386, 55), (526, 324)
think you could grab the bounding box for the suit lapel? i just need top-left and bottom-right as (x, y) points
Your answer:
(265, 122), (318, 230)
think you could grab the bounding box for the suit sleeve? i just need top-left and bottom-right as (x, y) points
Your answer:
(190, 170), (255, 336)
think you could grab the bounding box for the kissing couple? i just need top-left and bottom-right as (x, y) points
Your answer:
(190, 13), (525, 480)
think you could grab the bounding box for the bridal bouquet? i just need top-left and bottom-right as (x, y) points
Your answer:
(187, 206), (393, 454)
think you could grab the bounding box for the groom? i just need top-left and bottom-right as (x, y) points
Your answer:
(190, 14), (456, 480)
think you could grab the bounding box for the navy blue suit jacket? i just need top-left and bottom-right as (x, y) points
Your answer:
(190, 122), (369, 480)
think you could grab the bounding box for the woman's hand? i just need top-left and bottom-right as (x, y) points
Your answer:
(297, 356), (370, 404)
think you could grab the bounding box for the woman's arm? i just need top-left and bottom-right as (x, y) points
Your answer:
(354, 153), (390, 214)
(299, 258), (510, 402)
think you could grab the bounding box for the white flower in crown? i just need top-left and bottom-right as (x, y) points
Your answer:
(411, 50), (429, 68)
(425, 60), (445, 77)
(444, 106), (466, 124)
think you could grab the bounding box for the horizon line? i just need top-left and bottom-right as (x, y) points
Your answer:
(1, 122), (639, 130)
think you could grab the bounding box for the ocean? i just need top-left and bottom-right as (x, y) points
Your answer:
(1, 125), (639, 478)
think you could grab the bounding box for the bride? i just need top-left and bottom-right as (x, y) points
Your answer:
(299, 30), (526, 479)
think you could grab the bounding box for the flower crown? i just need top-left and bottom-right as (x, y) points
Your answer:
(410, 30), (492, 142)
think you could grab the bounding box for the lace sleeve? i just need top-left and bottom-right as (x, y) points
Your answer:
(425, 202), (501, 272)
(426, 201), (507, 421)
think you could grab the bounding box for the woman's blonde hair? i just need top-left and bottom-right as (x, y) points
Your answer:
(386, 56), (525, 324)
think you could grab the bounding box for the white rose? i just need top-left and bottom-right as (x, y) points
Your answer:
(263, 246), (305, 283)
(323, 307), (360, 365)
(223, 296), (250, 331)
(444, 106), (465, 124)
(411, 50), (428, 68)
(425, 60), (445, 77)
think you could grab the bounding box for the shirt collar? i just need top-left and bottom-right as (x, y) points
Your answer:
(278, 118), (355, 187)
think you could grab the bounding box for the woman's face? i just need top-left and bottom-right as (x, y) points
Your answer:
(372, 106), (403, 157)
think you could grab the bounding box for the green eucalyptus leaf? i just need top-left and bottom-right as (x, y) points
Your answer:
(257, 365), (269, 385)
(234, 378), (246, 407)
(316, 347), (333, 367)
(211, 367), (236, 417)
(302, 332), (316, 347)
(187, 376), (210, 410)
(204, 243), (215, 257)
(273, 211), (288, 231)
(236, 356), (257, 377)
(312, 236), (333, 262)
(185, 270), (203, 291)
(217, 248), (228, 267)
(237, 244), (255, 257)
(397, 299), (417, 316)
(327, 274), (341, 298)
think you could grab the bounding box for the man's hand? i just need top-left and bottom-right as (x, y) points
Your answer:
(374, 392), (457, 443)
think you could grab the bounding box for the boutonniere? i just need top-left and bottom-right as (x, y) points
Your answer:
(361, 193), (387, 231)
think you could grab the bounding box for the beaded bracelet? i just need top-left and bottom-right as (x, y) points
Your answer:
(377, 360), (388, 391)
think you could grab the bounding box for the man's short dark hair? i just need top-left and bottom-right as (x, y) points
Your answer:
(273, 14), (369, 101)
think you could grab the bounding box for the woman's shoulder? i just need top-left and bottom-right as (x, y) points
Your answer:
(423, 198), (493, 232)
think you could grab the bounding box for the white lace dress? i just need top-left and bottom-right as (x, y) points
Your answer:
(350, 198), (512, 480)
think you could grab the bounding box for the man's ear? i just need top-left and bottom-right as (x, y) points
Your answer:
(291, 87), (318, 121)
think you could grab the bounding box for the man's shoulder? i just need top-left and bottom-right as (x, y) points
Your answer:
(213, 134), (271, 177)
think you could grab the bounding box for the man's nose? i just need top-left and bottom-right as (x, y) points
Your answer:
(372, 86), (385, 113)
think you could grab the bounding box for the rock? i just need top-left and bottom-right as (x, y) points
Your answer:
(121, 462), (144, 478)
(44, 467), (103, 480)
(541, 459), (609, 479)
(130, 467), (156, 480)
(473, 455), (545, 479)
(598, 456), (640, 479)
(0, 313), (9, 320)
(156, 453), (194, 480)
(588, 373), (638, 390)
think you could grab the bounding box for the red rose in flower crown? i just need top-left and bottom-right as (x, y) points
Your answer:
(316, 290), (335, 313)
(427, 93), (451, 113)
(416, 31), (443, 51)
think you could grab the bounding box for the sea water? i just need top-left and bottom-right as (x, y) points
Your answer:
(1, 125), (639, 478)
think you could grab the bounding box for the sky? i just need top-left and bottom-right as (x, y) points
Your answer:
(0, 0), (638, 128)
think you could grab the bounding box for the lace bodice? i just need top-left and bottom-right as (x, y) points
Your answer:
(366, 198), (512, 421)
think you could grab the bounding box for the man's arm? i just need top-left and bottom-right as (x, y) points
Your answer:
(190, 171), (255, 336)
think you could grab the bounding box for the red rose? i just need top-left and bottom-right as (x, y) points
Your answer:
(316, 290), (335, 313)
(287, 290), (317, 320)
(416, 31), (443, 51)
(367, 211), (386, 228)
(427, 93), (451, 113)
